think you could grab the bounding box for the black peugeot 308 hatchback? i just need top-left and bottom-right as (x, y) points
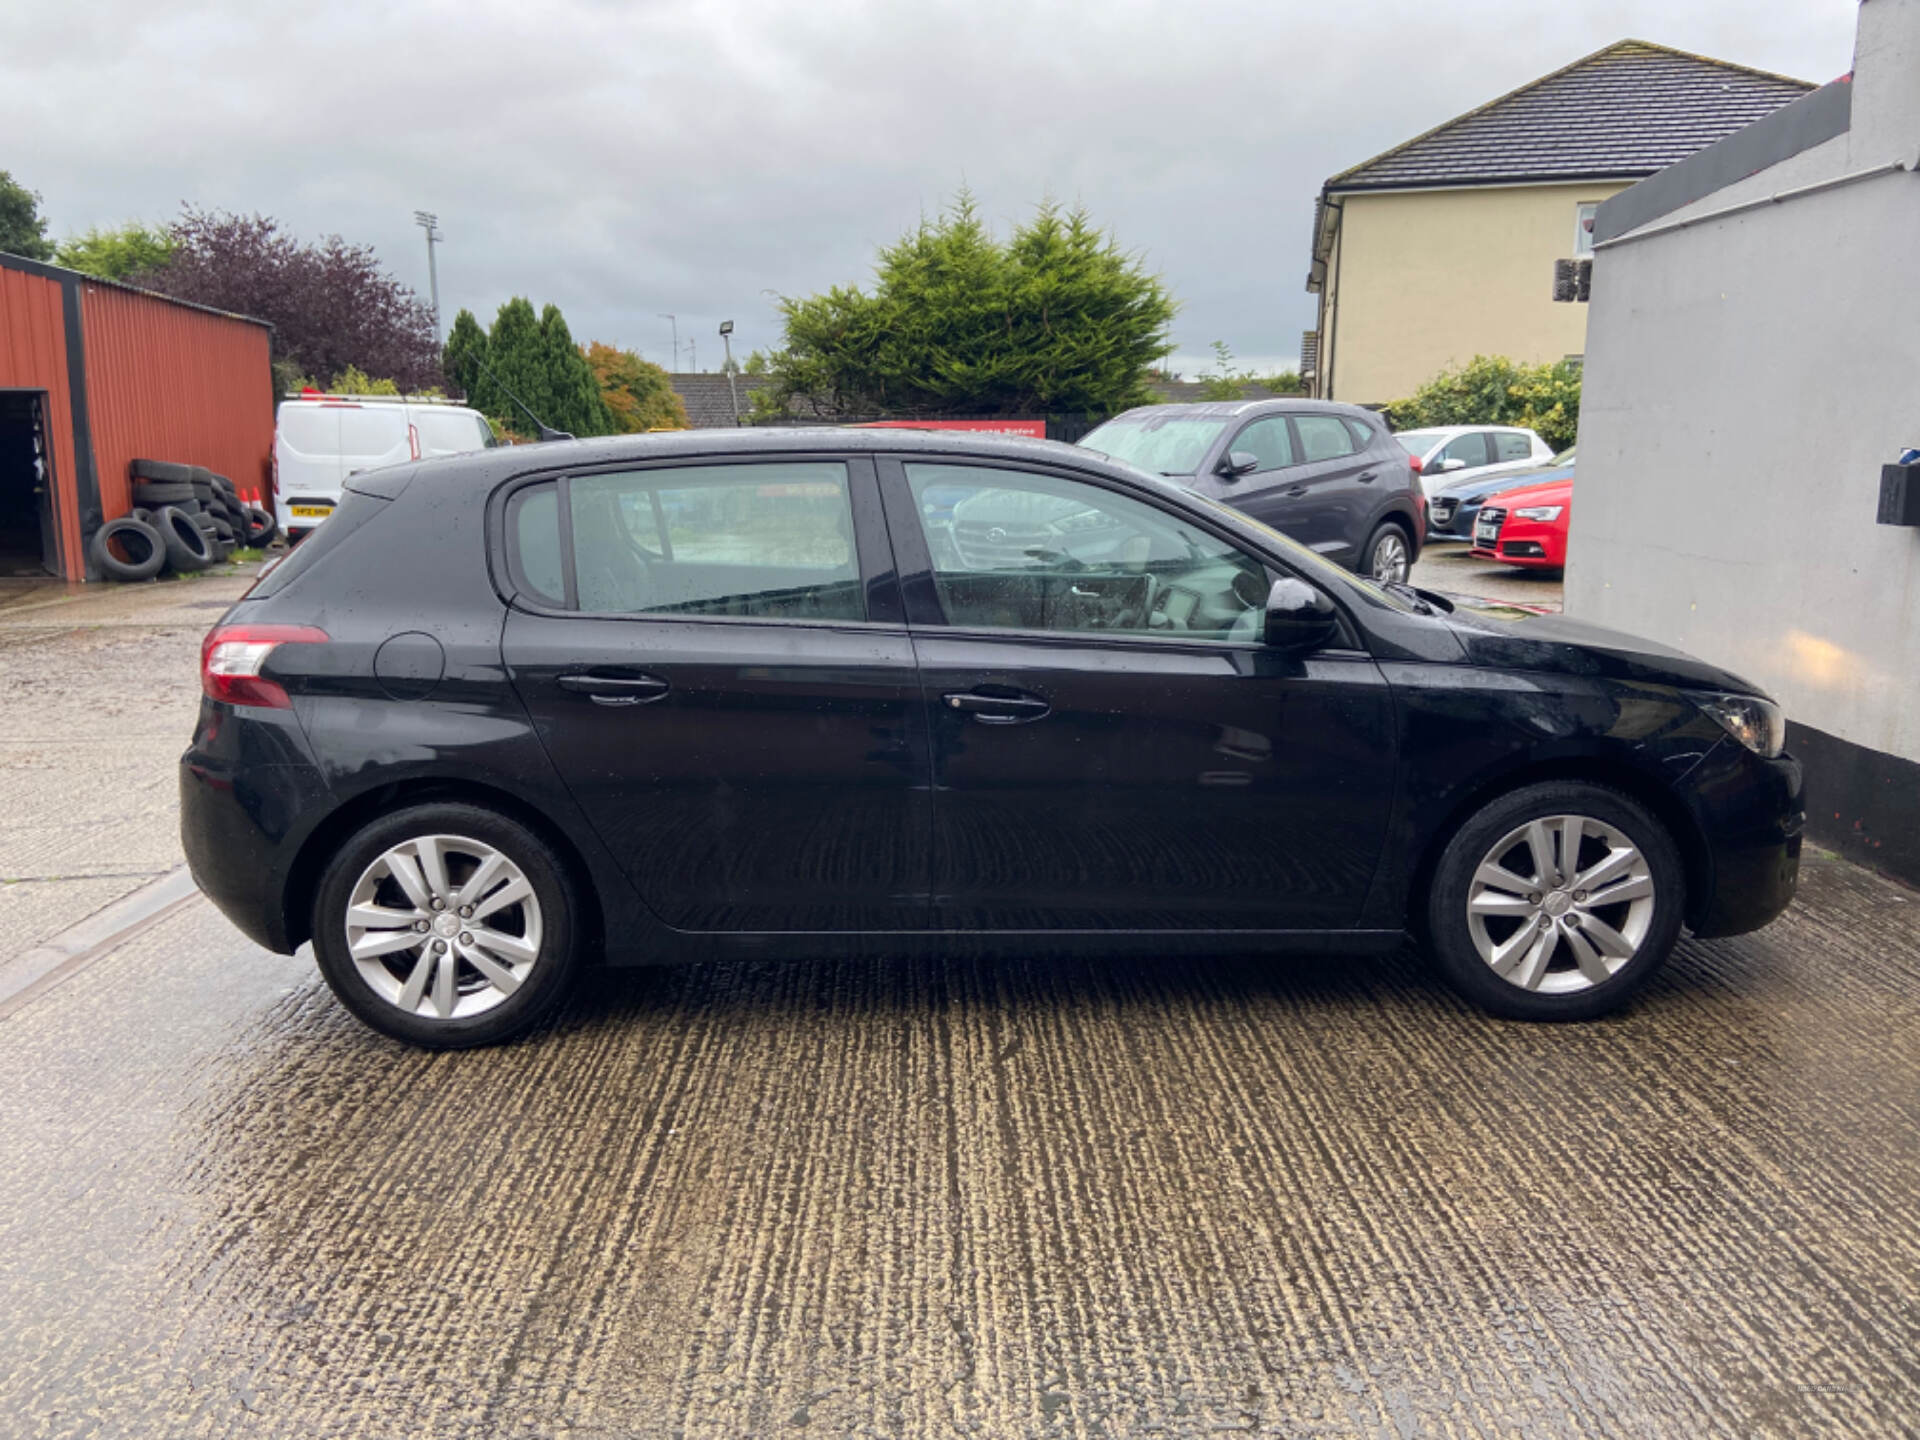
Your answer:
(181, 430), (1803, 1048)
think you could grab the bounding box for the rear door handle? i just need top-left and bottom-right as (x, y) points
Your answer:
(1357, 470), (1378, 483)
(558, 671), (670, 706)
(942, 690), (1051, 725)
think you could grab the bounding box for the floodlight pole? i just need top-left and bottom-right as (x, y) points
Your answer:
(720, 320), (740, 426)
(413, 211), (442, 342)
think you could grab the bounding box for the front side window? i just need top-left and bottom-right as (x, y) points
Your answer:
(1440, 433), (1491, 469)
(509, 462), (864, 621)
(1294, 415), (1357, 463)
(906, 463), (1269, 643)
(1230, 416), (1295, 473)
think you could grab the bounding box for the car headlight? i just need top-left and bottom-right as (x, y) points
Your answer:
(1690, 691), (1786, 758)
(1512, 505), (1563, 522)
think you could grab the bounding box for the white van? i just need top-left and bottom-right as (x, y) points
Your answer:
(273, 393), (497, 539)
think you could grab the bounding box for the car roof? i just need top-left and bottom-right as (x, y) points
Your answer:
(1396, 424), (1534, 438)
(365, 424), (1165, 497)
(1101, 399), (1382, 422)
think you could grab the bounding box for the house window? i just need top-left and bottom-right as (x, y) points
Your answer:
(1574, 203), (1599, 257)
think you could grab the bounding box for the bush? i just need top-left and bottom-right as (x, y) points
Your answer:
(1385, 355), (1580, 452)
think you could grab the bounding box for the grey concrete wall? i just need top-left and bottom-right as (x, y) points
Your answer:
(1569, 0), (1920, 767)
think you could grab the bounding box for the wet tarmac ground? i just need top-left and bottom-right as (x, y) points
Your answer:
(2, 574), (1918, 1439)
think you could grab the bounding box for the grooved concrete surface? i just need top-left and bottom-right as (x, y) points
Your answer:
(3, 575), (1919, 1440)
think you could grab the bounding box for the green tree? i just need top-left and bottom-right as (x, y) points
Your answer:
(537, 304), (614, 437)
(585, 342), (689, 432)
(326, 364), (402, 396)
(0, 170), (54, 260)
(760, 191), (1174, 418)
(1385, 354), (1581, 452)
(441, 308), (488, 402)
(53, 222), (174, 280)
(475, 297), (550, 434)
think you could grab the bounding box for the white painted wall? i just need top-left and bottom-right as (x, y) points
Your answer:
(1569, 0), (1920, 764)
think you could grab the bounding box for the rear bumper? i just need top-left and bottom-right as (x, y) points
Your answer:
(1687, 745), (1806, 938)
(179, 705), (332, 954)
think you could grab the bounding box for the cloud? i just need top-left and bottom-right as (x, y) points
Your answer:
(4, 0), (1857, 375)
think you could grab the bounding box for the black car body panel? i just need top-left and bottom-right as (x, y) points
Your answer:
(182, 428), (1802, 969)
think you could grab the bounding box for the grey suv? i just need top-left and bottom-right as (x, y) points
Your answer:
(1079, 400), (1424, 581)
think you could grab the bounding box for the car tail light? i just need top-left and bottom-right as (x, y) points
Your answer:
(201, 624), (328, 709)
(1409, 454), (1424, 475)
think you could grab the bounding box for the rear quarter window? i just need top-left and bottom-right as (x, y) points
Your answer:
(246, 490), (390, 599)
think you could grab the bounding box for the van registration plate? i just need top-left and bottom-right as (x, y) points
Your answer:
(290, 504), (333, 519)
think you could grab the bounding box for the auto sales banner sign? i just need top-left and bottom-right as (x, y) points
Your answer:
(854, 419), (1048, 439)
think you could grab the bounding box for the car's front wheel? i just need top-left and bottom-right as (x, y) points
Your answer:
(1426, 781), (1685, 1020)
(311, 802), (582, 1048)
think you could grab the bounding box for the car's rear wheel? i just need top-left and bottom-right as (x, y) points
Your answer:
(311, 803), (581, 1048)
(1362, 521), (1412, 583)
(1426, 781), (1685, 1020)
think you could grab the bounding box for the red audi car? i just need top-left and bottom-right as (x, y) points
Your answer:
(1469, 474), (1571, 569)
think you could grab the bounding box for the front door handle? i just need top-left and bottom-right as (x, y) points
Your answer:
(1356, 470), (1378, 483)
(942, 690), (1051, 725)
(558, 671), (670, 706)
(1285, 484), (1308, 498)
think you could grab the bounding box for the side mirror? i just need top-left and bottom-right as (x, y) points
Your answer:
(1433, 457), (1467, 474)
(1215, 450), (1261, 480)
(1264, 577), (1342, 652)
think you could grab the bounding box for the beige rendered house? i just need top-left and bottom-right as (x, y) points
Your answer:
(1305, 41), (1811, 407)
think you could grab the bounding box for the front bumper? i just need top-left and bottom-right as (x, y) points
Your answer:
(1686, 744), (1806, 938)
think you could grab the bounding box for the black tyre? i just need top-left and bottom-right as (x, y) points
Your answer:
(130, 458), (191, 483)
(212, 516), (236, 543)
(1361, 521), (1413, 583)
(243, 505), (279, 546)
(130, 506), (155, 526)
(131, 479), (194, 508)
(1426, 781), (1685, 1021)
(154, 505), (215, 571)
(191, 480), (216, 506)
(89, 517), (166, 581)
(210, 472), (237, 497)
(311, 803), (583, 1049)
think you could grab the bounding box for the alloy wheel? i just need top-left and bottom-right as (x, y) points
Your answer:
(343, 834), (543, 1020)
(1371, 531), (1410, 582)
(1465, 814), (1656, 994)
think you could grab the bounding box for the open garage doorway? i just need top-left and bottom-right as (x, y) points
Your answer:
(0, 391), (59, 578)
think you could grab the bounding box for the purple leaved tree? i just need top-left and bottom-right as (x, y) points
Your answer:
(133, 209), (443, 392)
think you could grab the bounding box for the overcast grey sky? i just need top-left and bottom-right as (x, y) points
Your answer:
(4, 1), (1858, 375)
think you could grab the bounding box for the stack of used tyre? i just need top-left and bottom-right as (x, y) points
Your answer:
(89, 460), (280, 582)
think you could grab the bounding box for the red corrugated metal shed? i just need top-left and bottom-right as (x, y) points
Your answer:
(0, 266), (84, 577)
(0, 251), (272, 581)
(82, 283), (275, 520)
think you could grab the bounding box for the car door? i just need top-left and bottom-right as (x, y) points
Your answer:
(500, 454), (931, 932)
(880, 455), (1397, 931)
(1284, 413), (1383, 565)
(1200, 413), (1330, 552)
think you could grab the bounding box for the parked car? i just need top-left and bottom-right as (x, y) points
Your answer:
(1078, 400), (1424, 582)
(1394, 426), (1555, 498)
(1428, 447), (1576, 543)
(1470, 473), (1574, 569)
(182, 429), (1803, 1048)
(273, 392), (496, 542)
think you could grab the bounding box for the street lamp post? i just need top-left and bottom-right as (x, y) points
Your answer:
(719, 320), (740, 426)
(657, 314), (678, 372)
(413, 211), (442, 343)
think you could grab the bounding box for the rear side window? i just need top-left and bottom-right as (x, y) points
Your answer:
(507, 462), (865, 621)
(246, 490), (390, 599)
(1494, 432), (1534, 462)
(1295, 415), (1357, 462)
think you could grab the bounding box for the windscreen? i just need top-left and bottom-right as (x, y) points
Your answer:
(1078, 415), (1228, 476)
(1394, 430), (1445, 455)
